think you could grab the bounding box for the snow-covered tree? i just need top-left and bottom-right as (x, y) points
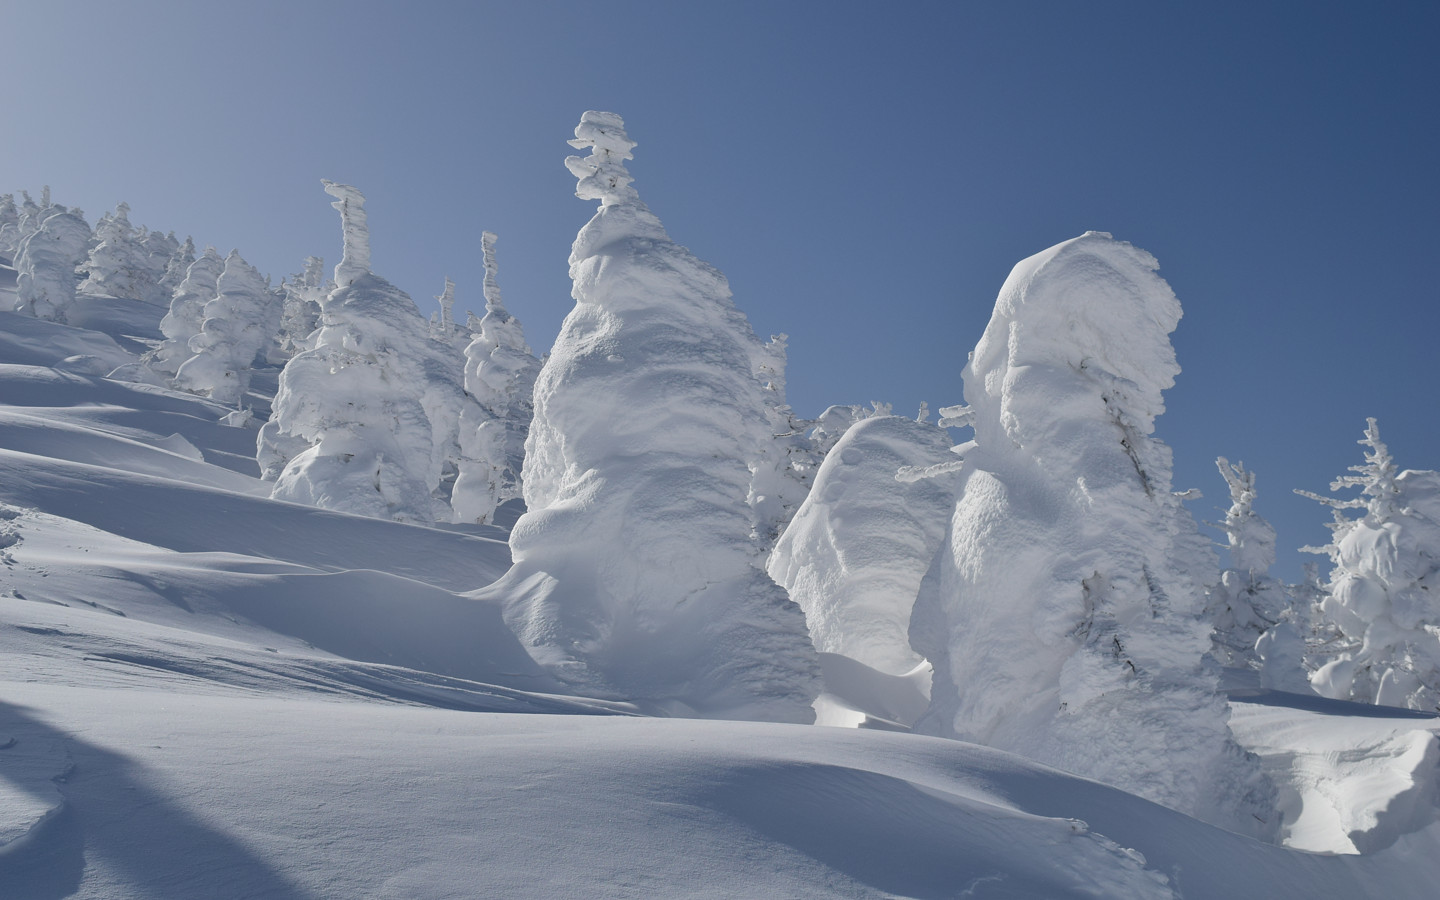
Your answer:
(1299, 419), (1440, 710)
(1206, 457), (1290, 669)
(909, 232), (1274, 837)
(77, 202), (166, 303)
(452, 233), (540, 524)
(767, 414), (956, 676)
(278, 256), (329, 354)
(0, 194), (19, 259)
(157, 235), (196, 299)
(480, 112), (820, 722)
(150, 247), (225, 377)
(262, 181), (468, 523)
(13, 204), (92, 321)
(173, 250), (281, 406)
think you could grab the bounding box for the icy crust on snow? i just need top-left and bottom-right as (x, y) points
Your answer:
(914, 232), (1275, 837)
(769, 415), (956, 676)
(488, 113), (820, 723)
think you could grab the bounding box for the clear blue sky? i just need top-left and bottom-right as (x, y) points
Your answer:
(3, 1), (1437, 580)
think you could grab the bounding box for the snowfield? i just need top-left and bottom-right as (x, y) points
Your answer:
(4, 207), (1440, 896)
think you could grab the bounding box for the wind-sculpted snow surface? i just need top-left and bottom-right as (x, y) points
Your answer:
(769, 415), (956, 676)
(485, 112), (820, 722)
(912, 232), (1276, 838)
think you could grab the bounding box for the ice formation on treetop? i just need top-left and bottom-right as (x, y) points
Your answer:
(910, 232), (1274, 838)
(322, 180), (370, 288)
(480, 112), (820, 723)
(564, 111), (639, 206)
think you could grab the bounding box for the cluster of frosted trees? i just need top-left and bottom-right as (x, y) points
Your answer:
(10, 111), (1438, 840)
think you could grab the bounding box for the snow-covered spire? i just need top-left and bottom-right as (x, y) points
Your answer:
(321, 180), (370, 287)
(564, 111), (639, 206)
(40, 185), (50, 209)
(434, 277), (457, 338)
(481, 231), (503, 310)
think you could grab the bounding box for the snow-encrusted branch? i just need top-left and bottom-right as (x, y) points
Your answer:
(896, 457), (967, 483)
(936, 404), (973, 429)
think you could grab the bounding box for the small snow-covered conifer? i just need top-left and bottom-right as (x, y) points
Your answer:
(1299, 419), (1440, 710)
(278, 256), (329, 354)
(174, 250), (281, 406)
(910, 232), (1274, 837)
(480, 112), (820, 722)
(13, 204), (92, 321)
(1206, 458), (1291, 669)
(151, 247), (225, 376)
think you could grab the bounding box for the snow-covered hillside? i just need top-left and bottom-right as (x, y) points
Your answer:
(4, 160), (1440, 895)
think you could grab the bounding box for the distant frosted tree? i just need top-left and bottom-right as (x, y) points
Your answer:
(452, 233), (540, 524)
(910, 232), (1274, 838)
(278, 255), (329, 354)
(263, 181), (468, 523)
(157, 236), (197, 298)
(78, 202), (165, 302)
(174, 250), (281, 406)
(13, 204), (92, 321)
(1206, 458), (1290, 670)
(151, 247), (225, 376)
(0, 194), (19, 259)
(1299, 419), (1440, 710)
(480, 112), (820, 722)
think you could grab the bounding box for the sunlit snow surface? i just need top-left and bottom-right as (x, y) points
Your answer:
(3, 267), (1440, 897)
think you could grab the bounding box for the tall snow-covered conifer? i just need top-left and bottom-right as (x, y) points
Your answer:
(452, 232), (540, 524)
(1206, 458), (1291, 670)
(151, 247), (225, 376)
(910, 232), (1274, 837)
(262, 182), (468, 523)
(481, 112), (820, 722)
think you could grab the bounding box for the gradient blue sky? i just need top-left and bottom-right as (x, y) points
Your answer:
(3, 1), (1437, 579)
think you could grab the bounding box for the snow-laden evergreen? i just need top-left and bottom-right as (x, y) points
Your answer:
(12, 203), (92, 321)
(77, 202), (167, 303)
(1206, 457), (1291, 669)
(483, 112), (820, 722)
(173, 250), (281, 406)
(263, 182), (471, 523)
(768, 414), (956, 675)
(452, 233), (540, 524)
(150, 246), (226, 376)
(910, 232), (1274, 837)
(278, 255), (329, 355)
(1301, 419), (1440, 711)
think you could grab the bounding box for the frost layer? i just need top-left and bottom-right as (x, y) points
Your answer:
(487, 112), (820, 723)
(768, 415), (955, 675)
(912, 232), (1275, 837)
